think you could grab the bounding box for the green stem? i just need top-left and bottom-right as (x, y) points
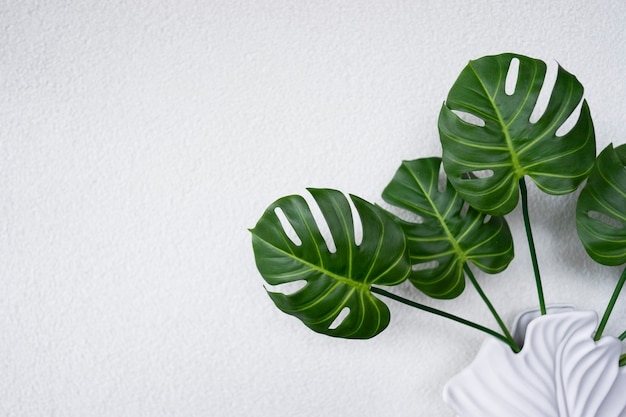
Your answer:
(519, 177), (546, 315)
(463, 263), (519, 351)
(619, 331), (626, 342)
(370, 286), (520, 352)
(595, 268), (626, 341)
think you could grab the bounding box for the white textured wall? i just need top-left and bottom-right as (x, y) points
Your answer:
(3, 1), (626, 416)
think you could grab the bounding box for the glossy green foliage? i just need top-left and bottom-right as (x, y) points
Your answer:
(382, 157), (514, 299)
(439, 53), (596, 215)
(576, 144), (626, 266)
(250, 188), (411, 339)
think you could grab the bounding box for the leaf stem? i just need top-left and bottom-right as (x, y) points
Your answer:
(371, 286), (520, 352)
(463, 263), (519, 351)
(595, 268), (626, 341)
(619, 331), (626, 342)
(519, 177), (546, 315)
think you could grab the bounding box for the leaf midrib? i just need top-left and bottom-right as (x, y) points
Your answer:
(253, 230), (407, 292)
(404, 164), (467, 263)
(254, 234), (369, 291)
(468, 61), (523, 178)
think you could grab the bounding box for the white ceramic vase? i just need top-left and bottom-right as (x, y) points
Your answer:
(443, 305), (626, 417)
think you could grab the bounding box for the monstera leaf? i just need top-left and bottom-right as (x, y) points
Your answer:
(576, 143), (626, 266)
(250, 188), (411, 339)
(444, 310), (626, 417)
(439, 53), (596, 215)
(381, 157), (513, 299)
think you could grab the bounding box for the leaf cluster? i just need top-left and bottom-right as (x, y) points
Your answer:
(250, 53), (626, 341)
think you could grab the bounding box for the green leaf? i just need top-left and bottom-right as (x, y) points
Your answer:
(438, 53), (596, 215)
(250, 188), (411, 339)
(382, 157), (514, 299)
(576, 144), (626, 266)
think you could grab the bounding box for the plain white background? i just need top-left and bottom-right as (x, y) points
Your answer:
(3, 1), (626, 416)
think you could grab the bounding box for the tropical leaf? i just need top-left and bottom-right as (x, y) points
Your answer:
(576, 143), (626, 266)
(444, 310), (626, 417)
(438, 53), (596, 215)
(381, 157), (514, 299)
(250, 188), (411, 339)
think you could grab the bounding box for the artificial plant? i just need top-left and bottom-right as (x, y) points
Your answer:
(250, 53), (626, 358)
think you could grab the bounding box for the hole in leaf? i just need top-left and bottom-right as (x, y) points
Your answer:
(346, 194), (363, 246)
(460, 201), (470, 217)
(438, 163), (448, 193)
(385, 204), (423, 224)
(412, 260), (439, 271)
(274, 207), (302, 246)
(303, 192), (337, 253)
(266, 280), (307, 295)
(461, 169), (494, 180)
(505, 57), (520, 96)
(588, 211), (624, 229)
(452, 110), (485, 127)
(329, 307), (350, 330)
(555, 99), (583, 137)
(483, 214), (492, 224)
(529, 59), (558, 124)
